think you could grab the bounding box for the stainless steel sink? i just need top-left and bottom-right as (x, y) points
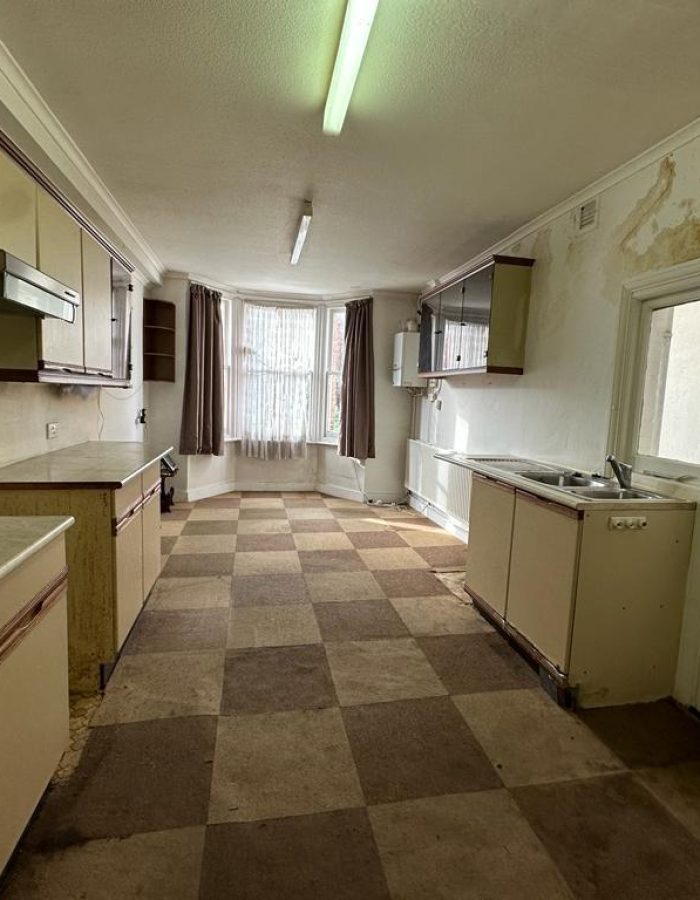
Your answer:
(518, 471), (609, 488)
(571, 488), (665, 501)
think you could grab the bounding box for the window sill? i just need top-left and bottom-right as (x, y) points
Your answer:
(224, 437), (338, 448)
(634, 472), (700, 501)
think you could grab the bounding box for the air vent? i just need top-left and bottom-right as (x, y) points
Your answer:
(574, 197), (599, 234)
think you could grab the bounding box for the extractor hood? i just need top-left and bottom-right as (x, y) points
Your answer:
(0, 251), (80, 323)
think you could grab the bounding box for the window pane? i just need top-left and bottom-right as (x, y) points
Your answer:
(326, 371), (342, 434)
(638, 300), (700, 465)
(326, 309), (346, 435)
(330, 309), (345, 370)
(241, 303), (316, 457)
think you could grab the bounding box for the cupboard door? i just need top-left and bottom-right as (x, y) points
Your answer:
(81, 231), (112, 374)
(141, 485), (161, 599)
(37, 192), (83, 370)
(0, 588), (69, 872)
(0, 152), (37, 265)
(506, 492), (581, 670)
(464, 475), (515, 617)
(114, 507), (144, 649)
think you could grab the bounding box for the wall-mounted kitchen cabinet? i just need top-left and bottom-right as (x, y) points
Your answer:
(0, 152), (36, 266)
(418, 255), (534, 377)
(0, 136), (133, 387)
(36, 191), (84, 372)
(81, 231), (113, 375)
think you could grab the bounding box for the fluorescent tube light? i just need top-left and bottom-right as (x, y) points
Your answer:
(290, 201), (313, 265)
(323, 0), (379, 136)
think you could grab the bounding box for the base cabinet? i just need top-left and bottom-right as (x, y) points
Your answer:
(114, 507), (144, 649)
(465, 480), (695, 707)
(142, 484), (161, 599)
(0, 472), (162, 693)
(506, 493), (581, 670)
(464, 474), (515, 617)
(0, 537), (70, 873)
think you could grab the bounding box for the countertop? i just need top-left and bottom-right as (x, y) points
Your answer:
(0, 516), (74, 581)
(0, 442), (174, 490)
(435, 452), (696, 511)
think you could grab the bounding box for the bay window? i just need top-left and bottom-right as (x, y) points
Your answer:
(223, 298), (347, 450)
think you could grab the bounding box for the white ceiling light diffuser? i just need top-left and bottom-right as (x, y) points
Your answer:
(290, 201), (313, 265)
(323, 0), (379, 136)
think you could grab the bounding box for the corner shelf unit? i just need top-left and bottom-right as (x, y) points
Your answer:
(143, 298), (175, 382)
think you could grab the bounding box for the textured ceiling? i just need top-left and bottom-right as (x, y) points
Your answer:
(1, 0), (699, 293)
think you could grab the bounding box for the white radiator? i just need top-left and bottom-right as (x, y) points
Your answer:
(405, 439), (471, 532)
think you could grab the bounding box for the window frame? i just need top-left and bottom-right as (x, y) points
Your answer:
(320, 305), (347, 442)
(608, 261), (700, 483)
(222, 295), (346, 446)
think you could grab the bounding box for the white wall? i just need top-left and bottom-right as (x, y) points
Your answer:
(413, 137), (700, 706)
(364, 292), (417, 502)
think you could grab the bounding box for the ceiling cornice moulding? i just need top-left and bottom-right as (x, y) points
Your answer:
(0, 40), (164, 284)
(425, 115), (700, 296)
(164, 271), (375, 305)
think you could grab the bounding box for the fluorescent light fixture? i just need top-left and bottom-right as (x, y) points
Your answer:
(323, 0), (379, 135)
(290, 201), (313, 265)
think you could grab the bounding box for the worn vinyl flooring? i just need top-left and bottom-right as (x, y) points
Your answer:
(3, 491), (700, 899)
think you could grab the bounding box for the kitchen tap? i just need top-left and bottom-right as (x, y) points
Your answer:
(606, 454), (633, 490)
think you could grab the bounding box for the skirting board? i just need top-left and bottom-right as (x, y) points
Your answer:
(408, 491), (469, 543)
(184, 481), (363, 503)
(315, 483), (365, 503)
(185, 480), (238, 502)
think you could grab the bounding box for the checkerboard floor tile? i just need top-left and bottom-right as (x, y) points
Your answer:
(6, 491), (700, 899)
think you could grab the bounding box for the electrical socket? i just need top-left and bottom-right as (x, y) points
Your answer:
(608, 516), (647, 531)
(46, 422), (59, 440)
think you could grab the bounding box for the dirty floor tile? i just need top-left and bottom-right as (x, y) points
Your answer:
(209, 708), (363, 823)
(369, 790), (572, 900)
(325, 638), (446, 706)
(343, 696), (501, 804)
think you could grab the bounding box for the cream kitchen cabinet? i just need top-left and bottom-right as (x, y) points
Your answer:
(464, 477), (695, 707)
(0, 444), (168, 693)
(141, 463), (163, 599)
(0, 143), (125, 385)
(81, 230), (113, 375)
(0, 520), (72, 872)
(114, 501), (144, 649)
(0, 151), (37, 265)
(506, 492), (581, 670)
(464, 474), (515, 617)
(36, 191), (84, 372)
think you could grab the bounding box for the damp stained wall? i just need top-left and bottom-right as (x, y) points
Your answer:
(415, 149), (700, 469)
(414, 136), (700, 705)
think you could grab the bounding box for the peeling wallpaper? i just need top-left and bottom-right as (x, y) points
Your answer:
(416, 139), (700, 473)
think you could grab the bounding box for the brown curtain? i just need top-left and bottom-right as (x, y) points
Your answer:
(338, 296), (375, 459)
(179, 282), (225, 455)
